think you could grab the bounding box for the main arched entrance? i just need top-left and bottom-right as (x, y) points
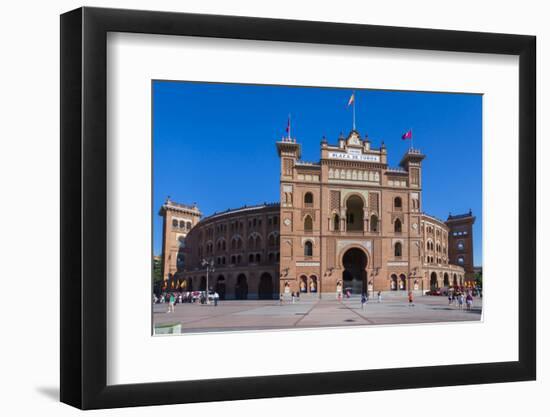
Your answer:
(258, 272), (274, 300)
(235, 274), (248, 300)
(342, 248), (368, 295)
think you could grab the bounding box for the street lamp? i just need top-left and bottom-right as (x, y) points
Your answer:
(201, 258), (215, 304)
(371, 267), (380, 299)
(322, 267), (336, 300)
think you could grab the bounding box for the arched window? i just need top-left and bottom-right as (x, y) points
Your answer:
(187, 222), (192, 230)
(457, 256), (465, 264)
(345, 195), (364, 231)
(394, 242), (402, 257)
(394, 197), (402, 209)
(304, 215), (313, 232)
(172, 219), (178, 227)
(304, 241), (313, 257)
(249, 254), (254, 263)
(457, 241), (465, 250)
(394, 218), (402, 233)
(333, 213), (340, 231)
(370, 214), (378, 232)
(304, 192), (313, 205)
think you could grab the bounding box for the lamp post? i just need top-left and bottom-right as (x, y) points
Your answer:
(201, 258), (215, 304)
(409, 267), (418, 294)
(323, 267), (335, 300)
(371, 267), (380, 299)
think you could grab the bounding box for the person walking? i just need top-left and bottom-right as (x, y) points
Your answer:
(361, 293), (367, 311)
(408, 291), (414, 307)
(167, 293), (175, 313)
(458, 293), (465, 310)
(377, 291), (382, 303)
(466, 292), (473, 310)
(213, 291), (219, 307)
(279, 293), (284, 306)
(291, 291), (295, 304)
(448, 292), (453, 305)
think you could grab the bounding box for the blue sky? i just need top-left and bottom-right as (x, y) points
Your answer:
(153, 81), (482, 265)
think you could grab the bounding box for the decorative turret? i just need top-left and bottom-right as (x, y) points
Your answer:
(399, 148), (425, 189)
(362, 133), (371, 151)
(276, 136), (301, 179)
(338, 132), (345, 148)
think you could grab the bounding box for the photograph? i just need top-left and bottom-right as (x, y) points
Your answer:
(152, 81), (483, 334)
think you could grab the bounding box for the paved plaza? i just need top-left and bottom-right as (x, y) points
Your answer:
(153, 293), (482, 334)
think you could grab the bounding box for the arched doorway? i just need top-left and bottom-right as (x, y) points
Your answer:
(453, 273), (458, 287)
(390, 274), (398, 291)
(443, 273), (450, 287)
(430, 271), (438, 290)
(299, 275), (308, 293)
(345, 195), (364, 231)
(258, 272), (274, 300)
(235, 274), (248, 300)
(216, 275), (226, 300)
(399, 273), (407, 291)
(342, 247), (367, 294)
(309, 275), (318, 293)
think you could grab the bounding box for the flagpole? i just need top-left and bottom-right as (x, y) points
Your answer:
(288, 113), (291, 140)
(410, 128), (413, 150)
(353, 92), (356, 131)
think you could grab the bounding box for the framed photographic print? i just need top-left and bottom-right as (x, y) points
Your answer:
(60, 6), (536, 410)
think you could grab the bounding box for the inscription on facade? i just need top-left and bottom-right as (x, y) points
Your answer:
(328, 151), (380, 162)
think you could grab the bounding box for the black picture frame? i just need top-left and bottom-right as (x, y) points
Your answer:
(60, 6), (536, 410)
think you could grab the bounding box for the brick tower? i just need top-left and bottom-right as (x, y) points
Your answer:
(446, 210), (476, 283)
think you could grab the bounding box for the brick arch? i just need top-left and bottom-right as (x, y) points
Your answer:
(337, 244), (370, 269)
(342, 191), (368, 206)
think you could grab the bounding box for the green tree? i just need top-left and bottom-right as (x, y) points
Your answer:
(475, 271), (482, 289)
(152, 256), (163, 293)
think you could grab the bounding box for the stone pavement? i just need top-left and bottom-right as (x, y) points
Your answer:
(153, 293), (482, 334)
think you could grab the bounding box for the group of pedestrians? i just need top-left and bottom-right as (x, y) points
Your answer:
(360, 291), (382, 310)
(155, 290), (220, 313)
(279, 291), (301, 305)
(448, 290), (474, 310)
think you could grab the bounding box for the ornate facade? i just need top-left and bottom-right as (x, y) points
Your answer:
(159, 130), (475, 299)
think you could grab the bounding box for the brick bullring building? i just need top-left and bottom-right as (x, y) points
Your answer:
(160, 130), (475, 299)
